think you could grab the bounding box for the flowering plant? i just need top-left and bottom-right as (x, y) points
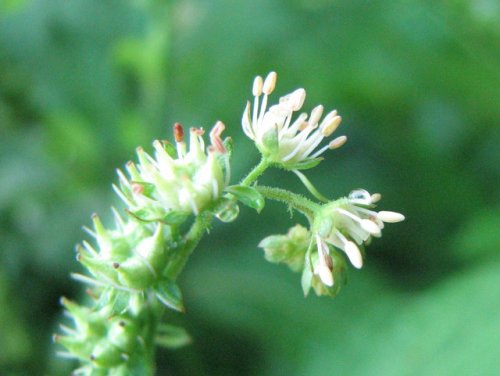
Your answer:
(55, 72), (404, 375)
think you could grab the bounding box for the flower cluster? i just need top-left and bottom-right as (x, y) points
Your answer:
(115, 122), (229, 222)
(259, 189), (404, 297)
(57, 71), (406, 375)
(241, 72), (346, 169)
(310, 189), (405, 291)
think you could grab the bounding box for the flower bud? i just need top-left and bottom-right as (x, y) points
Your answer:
(259, 224), (311, 272)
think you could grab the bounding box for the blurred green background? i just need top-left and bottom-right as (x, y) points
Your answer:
(1, 0), (499, 375)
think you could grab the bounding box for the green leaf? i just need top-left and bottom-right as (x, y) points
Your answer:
(155, 280), (185, 312)
(225, 185), (265, 213)
(155, 324), (192, 349)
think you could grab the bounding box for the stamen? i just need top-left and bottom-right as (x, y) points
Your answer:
(290, 88), (306, 111)
(336, 230), (363, 269)
(174, 123), (186, 158)
(337, 208), (381, 236)
(371, 193), (382, 203)
(252, 75), (263, 96)
(209, 121), (226, 153)
(308, 105), (324, 128)
(173, 122), (184, 143)
(320, 115), (342, 137)
(263, 71), (277, 95)
(328, 135), (347, 149)
(360, 219), (381, 236)
(377, 211), (405, 223)
(281, 125), (315, 162)
(287, 113), (308, 134)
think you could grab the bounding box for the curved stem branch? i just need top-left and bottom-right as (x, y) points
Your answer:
(256, 185), (321, 222)
(240, 158), (269, 186)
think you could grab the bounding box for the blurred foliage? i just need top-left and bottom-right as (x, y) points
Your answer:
(0, 0), (498, 375)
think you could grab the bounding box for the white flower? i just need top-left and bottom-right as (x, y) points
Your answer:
(114, 121), (229, 219)
(314, 189), (404, 282)
(241, 72), (346, 168)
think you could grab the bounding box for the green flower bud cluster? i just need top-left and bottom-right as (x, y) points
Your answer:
(258, 224), (310, 272)
(55, 293), (156, 376)
(56, 122), (230, 374)
(114, 122), (229, 222)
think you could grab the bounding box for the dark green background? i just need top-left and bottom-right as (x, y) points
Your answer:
(1, 0), (499, 375)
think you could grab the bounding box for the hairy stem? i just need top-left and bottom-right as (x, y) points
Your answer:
(167, 211), (214, 279)
(256, 186), (320, 222)
(240, 158), (269, 186)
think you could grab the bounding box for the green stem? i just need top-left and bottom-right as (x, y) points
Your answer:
(240, 158), (269, 186)
(256, 186), (321, 222)
(167, 211), (214, 279)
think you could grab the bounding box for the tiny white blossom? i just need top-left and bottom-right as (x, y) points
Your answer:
(242, 72), (345, 168)
(314, 189), (404, 271)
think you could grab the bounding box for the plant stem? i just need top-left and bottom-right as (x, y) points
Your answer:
(240, 158), (269, 186)
(256, 186), (321, 222)
(167, 211), (214, 279)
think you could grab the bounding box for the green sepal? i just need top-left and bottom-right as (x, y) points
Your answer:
(223, 137), (233, 157)
(95, 289), (130, 315)
(76, 252), (119, 284)
(301, 241), (314, 296)
(155, 280), (185, 312)
(90, 339), (123, 368)
(108, 318), (137, 351)
(126, 208), (163, 223)
(155, 324), (192, 349)
(284, 157), (323, 171)
(160, 140), (177, 159)
(162, 211), (190, 226)
(261, 126), (279, 155)
(116, 258), (156, 290)
(130, 181), (156, 198)
(225, 185), (265, 213)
